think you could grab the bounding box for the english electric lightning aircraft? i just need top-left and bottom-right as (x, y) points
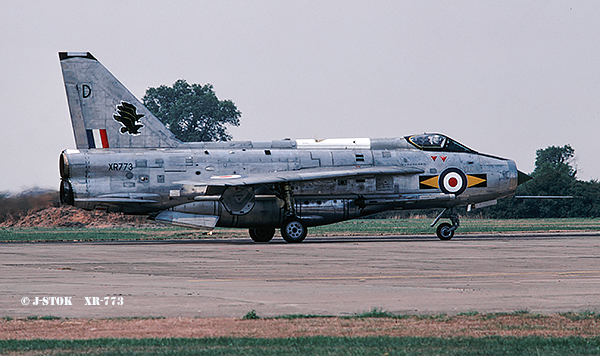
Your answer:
(58, 52), (531, 242)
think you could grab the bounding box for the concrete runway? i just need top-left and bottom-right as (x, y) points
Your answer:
(2, 233), (600, 318)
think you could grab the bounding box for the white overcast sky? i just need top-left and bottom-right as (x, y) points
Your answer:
(1, 1), (599, 192)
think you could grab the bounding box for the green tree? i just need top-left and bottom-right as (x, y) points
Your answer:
(143, 79), (241, 142)
(533, 144), (576, 179)
(571, 179), (600, 217)
(483, 144), (580, 218)
(527, 145), (577, 200)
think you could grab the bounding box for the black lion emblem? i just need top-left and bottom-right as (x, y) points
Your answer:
(113, 101), (144, 135)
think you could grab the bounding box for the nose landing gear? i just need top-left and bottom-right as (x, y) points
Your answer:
(431, 208), (460, 241)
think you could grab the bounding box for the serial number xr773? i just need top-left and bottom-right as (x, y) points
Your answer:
(85, 296), (124, 306)
(108, 163), (133, 171)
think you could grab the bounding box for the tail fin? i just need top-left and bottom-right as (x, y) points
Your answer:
(59, 52), (181, 149)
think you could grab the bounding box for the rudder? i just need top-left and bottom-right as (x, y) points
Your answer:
(59, 52), (180, 149)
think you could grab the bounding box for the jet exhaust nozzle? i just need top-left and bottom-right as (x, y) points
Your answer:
(60, 180), (74, 206)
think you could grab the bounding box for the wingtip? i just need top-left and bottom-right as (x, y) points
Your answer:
(58, 52), (97, 61)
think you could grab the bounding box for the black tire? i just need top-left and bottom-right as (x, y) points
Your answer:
(436, 222), (454, 241)
(249, 228), (275, 243)
(281, 218), (307, 243)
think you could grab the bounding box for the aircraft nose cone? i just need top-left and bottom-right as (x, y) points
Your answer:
(518, 170), (532, 185)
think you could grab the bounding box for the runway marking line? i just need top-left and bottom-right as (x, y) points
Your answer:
(186, 270), (600, 283)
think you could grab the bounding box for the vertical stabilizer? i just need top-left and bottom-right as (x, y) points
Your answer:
(59, 52), (181, 149)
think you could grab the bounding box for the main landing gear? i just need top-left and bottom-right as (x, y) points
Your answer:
(248, 219), (307, 243)
(281, 218), (307, 243)
(279, 183), (307, 243)
(431, 208), (460, 241)
(249, 228), (275, 243)
(249, 182), (308, 243)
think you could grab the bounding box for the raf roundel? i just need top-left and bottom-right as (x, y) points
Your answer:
(439, 168), (468, 195)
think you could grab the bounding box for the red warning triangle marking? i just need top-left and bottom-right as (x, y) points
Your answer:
(431, 156), (437, 161)
(441, 156), (447, 162)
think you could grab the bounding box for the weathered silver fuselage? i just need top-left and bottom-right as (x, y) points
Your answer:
(60, 137), (519, 228)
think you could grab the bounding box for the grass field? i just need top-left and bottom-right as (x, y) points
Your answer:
(313, 218), (600, 236)
(2, 220), (600, 353)
(1, 336), (600, 355)
(1, 218), (599, 242)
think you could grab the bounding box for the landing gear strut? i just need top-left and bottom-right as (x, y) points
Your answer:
(278, 183), (308, 243)
(431, 208), (460, 241)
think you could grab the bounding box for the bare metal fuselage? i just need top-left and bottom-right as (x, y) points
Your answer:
(57, 52), (528, 241)
(60, 138), (518, 229)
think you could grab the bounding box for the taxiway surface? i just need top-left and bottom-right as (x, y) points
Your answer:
(2, 233), (599, 318)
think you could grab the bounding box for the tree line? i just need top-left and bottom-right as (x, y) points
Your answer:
(4, 80), (593, 221)
(142, 80), (600, 219)
(481, 145), (600, 218)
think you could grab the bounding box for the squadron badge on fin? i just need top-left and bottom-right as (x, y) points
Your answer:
(113, 101), (144, 135)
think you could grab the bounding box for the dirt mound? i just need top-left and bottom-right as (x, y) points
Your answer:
(0, 205), (150, 228)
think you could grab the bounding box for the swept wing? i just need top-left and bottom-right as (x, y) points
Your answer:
(175, 165), (424, 187)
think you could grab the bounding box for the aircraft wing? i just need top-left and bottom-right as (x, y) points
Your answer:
(175, 166), (424, 187)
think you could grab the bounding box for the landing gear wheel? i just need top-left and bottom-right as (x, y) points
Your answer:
(436, 222), (454, 241)
(281, 218), (307, 243)
(249, 228), (275, 243)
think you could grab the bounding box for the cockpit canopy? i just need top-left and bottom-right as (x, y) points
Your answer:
(405, 134), (476, 153)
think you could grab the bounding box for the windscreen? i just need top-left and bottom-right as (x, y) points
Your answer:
(406, 134), (475, 153)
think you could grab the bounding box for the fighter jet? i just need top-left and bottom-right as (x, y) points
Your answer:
(58, 52), (531, 242)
